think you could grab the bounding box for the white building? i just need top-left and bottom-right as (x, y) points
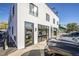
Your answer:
(8, 3), (59, 49)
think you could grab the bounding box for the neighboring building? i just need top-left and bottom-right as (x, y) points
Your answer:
(0, 22), (8, 31)
(8, 3), (59, 49)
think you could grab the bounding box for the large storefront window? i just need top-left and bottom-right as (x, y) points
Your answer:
(38, 24), (49, 42)
(54, 30), (57, 36)
(51, 27), (58, 37)
(25, 22), (34, 47)
(53, 28), (57, 36)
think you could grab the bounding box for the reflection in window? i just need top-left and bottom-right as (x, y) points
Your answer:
(46, 13), (50, 21)
(53, 18), (55, 24)
(53, 28), (57, 36)
(57, 21), (59, 25)
(29, 3), (38, 17)
(38, 24), (49, 42)
(25, 22), (34, 47)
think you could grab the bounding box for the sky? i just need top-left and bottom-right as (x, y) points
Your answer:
(0, 3), (11, 23)
(47, 3), (79, 25)
(0, 3), (79, 25)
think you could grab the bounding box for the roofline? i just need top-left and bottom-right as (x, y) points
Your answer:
(45, 3), (59, 18)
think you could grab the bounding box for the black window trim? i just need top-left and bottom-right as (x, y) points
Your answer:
(29, 3), (38, 17)
(46, 13), (50, 22)
(53, 18), (55, 24)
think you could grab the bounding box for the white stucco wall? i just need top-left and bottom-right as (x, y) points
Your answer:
(16, 3), (59, 49)
(8, 3), (59, 49)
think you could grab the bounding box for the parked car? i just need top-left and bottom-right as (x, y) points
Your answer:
(0, 31), (5, 46)
(60, 32), (79, 44)
(44, 32), (79, 56)
(0, 31), (8, 47)
(0, 31), (3, 39)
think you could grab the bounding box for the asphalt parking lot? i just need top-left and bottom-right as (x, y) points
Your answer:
(21, 49), (44, 56)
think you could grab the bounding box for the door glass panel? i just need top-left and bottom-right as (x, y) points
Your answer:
(25, 22), (34, 47)
(38, 24), (49, 42)
(53, 28), (57, 36)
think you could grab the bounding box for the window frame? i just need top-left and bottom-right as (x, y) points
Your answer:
(29, 3), (38, 17)
(53, 18), (55, 24)
(46, 13), (50, 22)
(57, 21), (59, 25)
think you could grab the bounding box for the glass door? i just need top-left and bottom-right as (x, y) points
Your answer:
(38, 24), (49, 42)
(25, 22), (34, 47)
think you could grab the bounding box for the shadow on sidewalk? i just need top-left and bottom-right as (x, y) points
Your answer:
(21, 49), (44, 56)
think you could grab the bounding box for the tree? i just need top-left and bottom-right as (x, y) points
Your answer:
(66, 23), (79, 33)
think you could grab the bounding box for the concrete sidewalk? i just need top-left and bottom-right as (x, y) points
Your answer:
(8, 41), (46, 56)
(0, 47), (16, 56)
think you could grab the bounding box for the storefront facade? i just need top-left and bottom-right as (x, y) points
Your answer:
(8, 3), (59, 49)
